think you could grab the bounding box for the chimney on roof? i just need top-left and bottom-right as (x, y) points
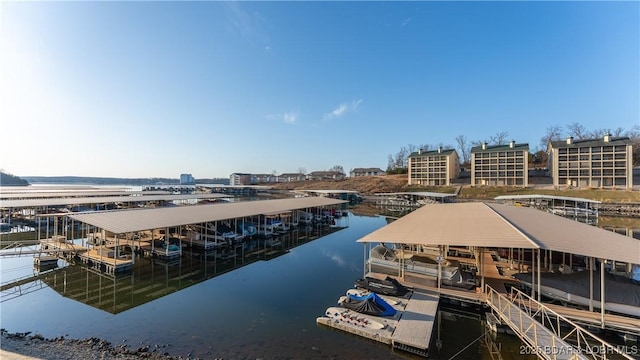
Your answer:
(438, 146), (442, 153)
(481, 142), (487, 150)
(566, 137), (573, 145)
(604, 133), (611, 143)
(509, 140), (515, 148)
(418, 148), (422, 155)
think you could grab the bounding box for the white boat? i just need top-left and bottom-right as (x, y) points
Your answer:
(323, 307), (385, 330)
(297, 211), (314, 224)
(368, 244), (476, 289)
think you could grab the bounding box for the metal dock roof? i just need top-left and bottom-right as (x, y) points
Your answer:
(358, 202), (640, 265)
(0, 193), (229, 209)
(373, 192), (456, 198)
(297, 189), (360, 194)
(68, 197), (347, 234)
(0, 190), (169, 200)
(494, 194), (601, 204)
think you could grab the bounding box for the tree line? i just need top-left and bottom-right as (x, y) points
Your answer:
(386, 123), (640, 174)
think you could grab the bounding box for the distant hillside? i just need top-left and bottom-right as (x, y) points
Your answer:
(23, 176), (229, 186)
(0, 171), (30, 186)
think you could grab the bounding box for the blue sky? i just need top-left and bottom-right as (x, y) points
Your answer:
(1, 1), (638, 179)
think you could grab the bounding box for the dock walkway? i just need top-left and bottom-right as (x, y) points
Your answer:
(486, 286), (634, 360)
(391, 288), (439, 357)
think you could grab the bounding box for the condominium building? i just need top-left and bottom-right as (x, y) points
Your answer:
(350, 168), (386, 177)
(230, 173), (251, 186)
(548, 134), (634, 189)
(179, 173), (195, 185)
(408, 147), (459, 186)
(471, 141), (529, 187)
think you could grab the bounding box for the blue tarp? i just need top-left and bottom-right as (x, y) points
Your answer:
(346, 292), (396, 316)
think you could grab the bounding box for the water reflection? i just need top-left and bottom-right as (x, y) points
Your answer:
(36, 224), (348, 314)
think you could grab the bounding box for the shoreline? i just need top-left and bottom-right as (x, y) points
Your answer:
(0, 330), (193, 360)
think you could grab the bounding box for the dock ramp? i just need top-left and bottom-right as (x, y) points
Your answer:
(486, 286), (634, 360)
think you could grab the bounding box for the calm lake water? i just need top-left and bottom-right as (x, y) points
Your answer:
(1, 212), (528, 359)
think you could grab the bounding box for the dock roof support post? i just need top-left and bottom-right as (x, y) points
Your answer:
(115, 235), (119, 259)
(165, 227), (169, 256)
(589, 257), (594, 312)
(399, 246), (404, 278)
(537, 248), (541, 302)
(130, 232), (135, 264)
(600, 258), (605, 329)
(480, 248), (485, 291)
(363, 243), (367, 278)
(437, 245), (442, 292)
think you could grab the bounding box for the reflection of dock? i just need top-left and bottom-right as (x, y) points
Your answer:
(78, 247), (134, 275)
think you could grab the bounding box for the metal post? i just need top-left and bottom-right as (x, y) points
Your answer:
(480, 248), (485, 291)
(437, 245), (442, 292)
(589, 257), (594, 312)
(531, 250), (535, 298)
(537, 249), (541, 302)
(600, 258), (605, 329)
(363, 243), (367, 278)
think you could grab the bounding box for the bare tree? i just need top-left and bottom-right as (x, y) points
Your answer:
(329, 165), (344, 174)
(395, 147), (409, 169)
(612, 127), (625, 137)
(540, 125), (564, 149)
(590, 128), (610, 138)
(407, 144), (418, 155)
(455, 134), (471, 164)
(489, 131), (509, 145)
(624, 125), (640, 140)
(625, 125), (640, 166)
(297, 167), (306, 175)
(567, 122), (588, 140)
(387, 154), (395, 172)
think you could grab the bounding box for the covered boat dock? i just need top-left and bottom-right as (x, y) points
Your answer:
(60, 197), (348, 274)
(355, 201), (640, 356)
(494, 194), (600, 225)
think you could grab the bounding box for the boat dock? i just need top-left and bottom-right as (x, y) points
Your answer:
(317, 287), (440, 357)
(390, 289), (439, 356)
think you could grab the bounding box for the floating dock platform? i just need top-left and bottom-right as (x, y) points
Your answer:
(317, 288), (439, 357)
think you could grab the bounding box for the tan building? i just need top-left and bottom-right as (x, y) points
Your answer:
(408, 147), (459, 186)
(548, 134), (634, 189)
(350, 168), (386, 177)
(471, 141), (529, 187)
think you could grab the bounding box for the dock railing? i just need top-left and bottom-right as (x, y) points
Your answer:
(485, 285), (634, 360)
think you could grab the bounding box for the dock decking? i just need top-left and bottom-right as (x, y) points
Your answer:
(317, 287), (439, 357)
(390, 288), (439, 356)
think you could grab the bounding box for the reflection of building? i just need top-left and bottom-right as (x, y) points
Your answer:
(408, 148), (459, 186)
(471, 141), (529, 187)
(180, 174), (195, 185)
(547, 134), (634, 189)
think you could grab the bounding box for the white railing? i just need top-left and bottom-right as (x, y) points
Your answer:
(485, 286), (634, 360)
